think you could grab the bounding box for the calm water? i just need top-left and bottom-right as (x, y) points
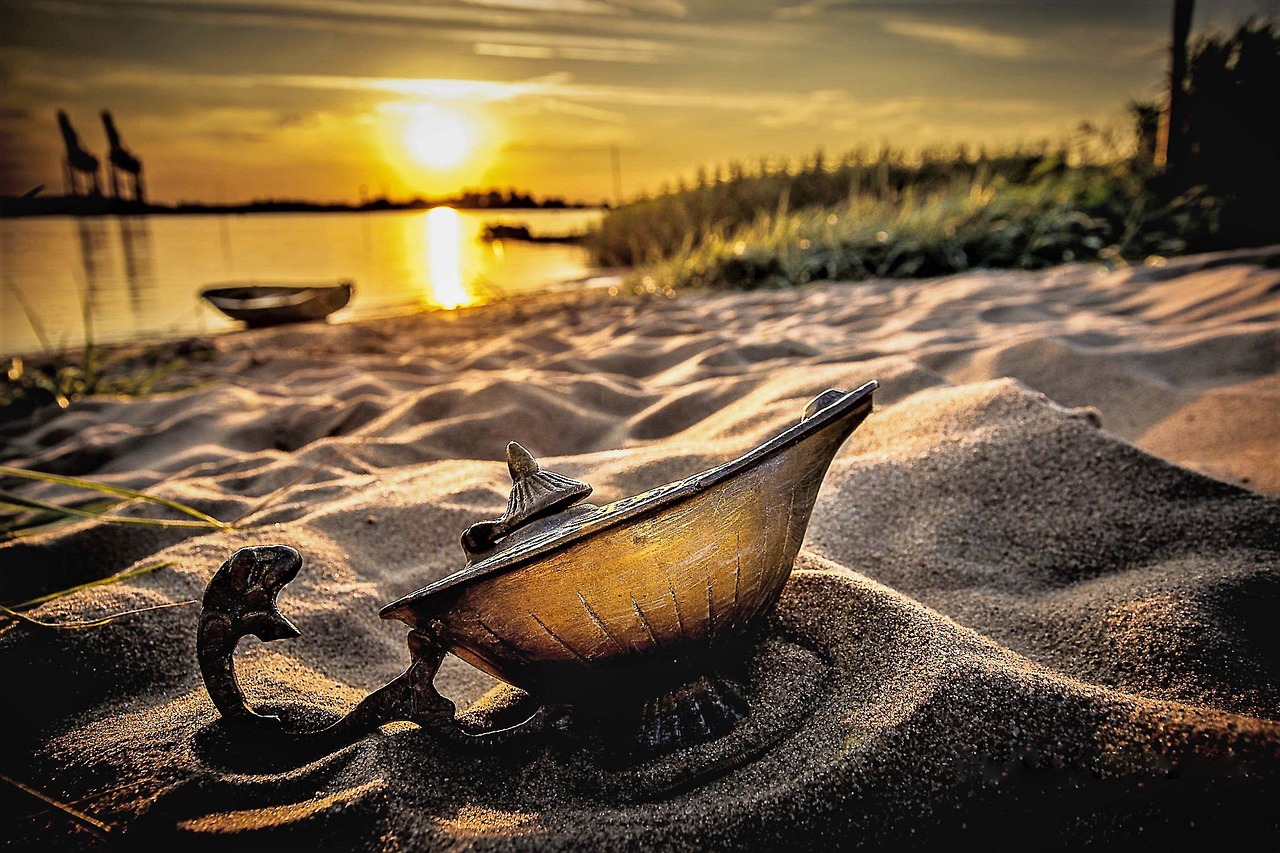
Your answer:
(0, 208), (605, 356)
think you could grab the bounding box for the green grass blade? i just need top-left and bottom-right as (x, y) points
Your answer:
(0, 599), (195, 630)
(0, 466), (230, 528)
(0, 492), (225, 530)
(7, 559), (179, 610)
(0, 772), (112, 838)
(1, 558), (194, 629)
(0, 497), (121, 538)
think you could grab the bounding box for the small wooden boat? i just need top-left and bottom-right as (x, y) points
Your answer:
(197, 381), (878, 751)
(481, 223), (584, 244)
(200, 281), (353, 327)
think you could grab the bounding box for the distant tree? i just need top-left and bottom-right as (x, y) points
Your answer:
(1177, 18), (1280, 245)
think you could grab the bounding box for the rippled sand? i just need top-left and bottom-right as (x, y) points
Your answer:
(2, 246), (1278, 848)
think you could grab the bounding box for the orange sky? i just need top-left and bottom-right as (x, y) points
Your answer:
(0, 0), (1269, 205)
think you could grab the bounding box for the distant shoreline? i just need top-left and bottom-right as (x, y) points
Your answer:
(0, 194), (606, 219)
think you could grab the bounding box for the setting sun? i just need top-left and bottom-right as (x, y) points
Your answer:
(402, 104), (475, 170)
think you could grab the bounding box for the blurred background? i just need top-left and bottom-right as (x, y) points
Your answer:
(1, 0), (1277, 358)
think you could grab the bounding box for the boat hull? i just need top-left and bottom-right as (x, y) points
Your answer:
(385, 384), (875, 705)
(201, 282), (353, 327)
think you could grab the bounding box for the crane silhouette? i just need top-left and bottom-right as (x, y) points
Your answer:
(57, 110), (101, 197)
(101, 110), (146, 203)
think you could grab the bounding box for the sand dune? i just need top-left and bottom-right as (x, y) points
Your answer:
(2, 247), (1278, 847)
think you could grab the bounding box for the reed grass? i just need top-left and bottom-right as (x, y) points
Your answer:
(0, 459), (320, 628)
(0, 771), (113, 838)
(1, 280), (199, 414)
(592, 145), (1212, 293)
(0, 599), (194, 630)
(0, 558), (193, 629)
(0, 465), (230, 531)
(6, 559), (179, 611)
(631, 166), (1210, 292)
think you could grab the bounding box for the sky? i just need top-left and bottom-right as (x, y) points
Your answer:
(1, 0), (1273, 205)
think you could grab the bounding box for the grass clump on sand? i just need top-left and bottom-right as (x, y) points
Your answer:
(1, 280), (215, 419)
(632, 163), (1207, 292)
(0, 455), (333, 627)
(0, 560), (189, 629)
(0, 465), (231, 536)
(590, 140), (1211, 293)
(1, 351), (197, 415)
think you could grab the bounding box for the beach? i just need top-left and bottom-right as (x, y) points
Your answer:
(2, 245), (1278, 848)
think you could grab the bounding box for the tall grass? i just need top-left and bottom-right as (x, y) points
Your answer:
(629, 163), (1210, 292)
(590, 146), (1087, 269)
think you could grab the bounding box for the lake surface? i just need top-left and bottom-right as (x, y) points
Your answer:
(0, 208), (605, 356)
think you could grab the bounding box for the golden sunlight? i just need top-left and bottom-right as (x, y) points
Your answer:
(402, 104), (475, 170)
(424, 206), (474, 309)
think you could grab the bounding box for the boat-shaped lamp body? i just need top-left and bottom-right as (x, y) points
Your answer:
(380, 381), (878, 707)
(196, 380), (879, 748)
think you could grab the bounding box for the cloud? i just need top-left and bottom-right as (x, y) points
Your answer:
(773, 2), (826, 21)
(468, 29), (676, 63)
(460, 0), (622, 15)
(461, 0), (687, 16)
(33, 0), (533, 30)
(756, 89), (846, 128)
(881, 18), (1032, 60)
(611, 0), (686, 16)
(538, 98), (625, 123)
(34, 0), (767, 45)
(476, 43), (666, 62)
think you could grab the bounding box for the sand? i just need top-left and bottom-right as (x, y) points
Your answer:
(1, 246), (1278, 848)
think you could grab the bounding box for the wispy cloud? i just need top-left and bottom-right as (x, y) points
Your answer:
(34, 0), (767, 44)
(461, 0), (688, 16)
(612, 0), (686, 16)
(460, 0), (623, 16)
(469, 29), (675, 63)
(881, 18), (1032, 60)
(34, 0), (533, 29)
(476, 43), (666, 62)
(38, 60), (1052, 130)
(538, 97), (625, 123)
(773, 1), (830, 21)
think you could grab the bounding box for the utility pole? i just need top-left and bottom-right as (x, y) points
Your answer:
(1156, 0), (1194, 172)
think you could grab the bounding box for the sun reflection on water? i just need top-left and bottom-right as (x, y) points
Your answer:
(424, 206), (475, 309)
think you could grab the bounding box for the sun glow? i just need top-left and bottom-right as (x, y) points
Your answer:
(402, 104), (475, 170)
(424, 207), (474, 309)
